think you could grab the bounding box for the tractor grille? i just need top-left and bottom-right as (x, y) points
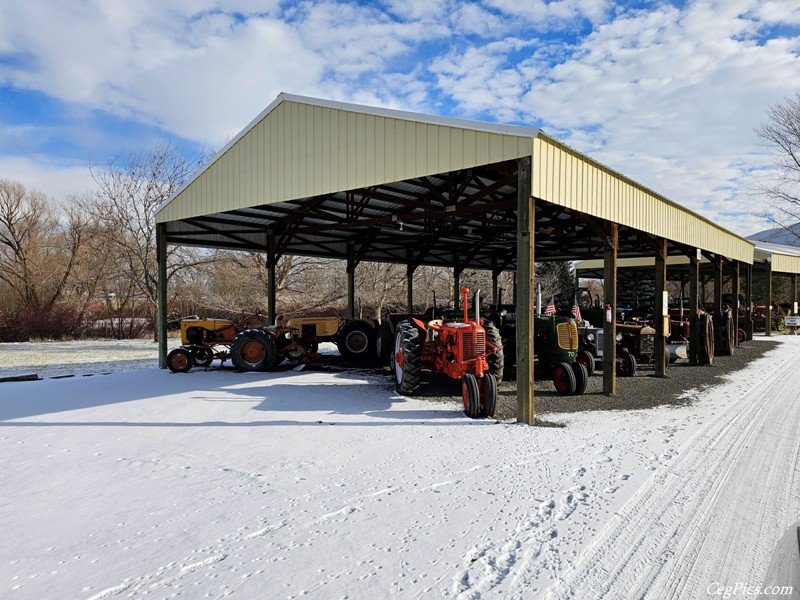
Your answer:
(557, 322), (579, 350)
(461, 329), (486, 360)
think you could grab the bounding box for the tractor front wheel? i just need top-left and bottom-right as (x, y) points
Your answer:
(191, 347), (214, 367)
(479, 373), (497, 418)
(337, 321), (376, 364)
(616, 348), (637, 377)
(394, 321), (421, 394)
(462, 373), (481, 418)
(231, 329), (278, 371)
(552, 362), (576, 395)
(167, 348), (193, 373)
(571, 362), (588, 395)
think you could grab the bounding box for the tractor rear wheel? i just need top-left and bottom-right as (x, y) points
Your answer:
(698, 314), (715, 365)
(376, 322), (394, 366)
(167, 348), (193, 373)
(576, 349), (595, 377)
(394, 321), (421, 395)
(716, 311), (733, 356)
(191, 347), (214, 367)
(616, 348), (637, 377)
(571, 362), (589, 395)
(462, 373), (481, 418)
(483, 321), (504, 383)
(231, 329), (278, 371)
(337, 320), (376, 364)
(552, 362), (576, 395)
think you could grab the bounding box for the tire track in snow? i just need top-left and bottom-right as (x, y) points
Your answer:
(543, 338), (800, 600)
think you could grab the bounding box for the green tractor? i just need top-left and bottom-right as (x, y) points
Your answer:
(534, 315), (589, 395)
(485, 304), (588, 396)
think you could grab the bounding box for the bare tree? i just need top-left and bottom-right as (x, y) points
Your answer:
(354, 261), (405, 319)
(84, 143), (212, 330)
(0, 178), (84, 311)
(756, 90), (800, 243)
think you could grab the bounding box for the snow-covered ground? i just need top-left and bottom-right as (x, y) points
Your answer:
(1, 336), (799, 599)
(0, 339), (181, 380)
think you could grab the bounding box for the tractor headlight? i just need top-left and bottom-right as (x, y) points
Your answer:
(615, 333), (623, 342)
(586, 333), (595, 342)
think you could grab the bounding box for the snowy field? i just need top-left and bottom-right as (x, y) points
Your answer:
(1, 336), (799, 599)
(0, 339), (181, 380)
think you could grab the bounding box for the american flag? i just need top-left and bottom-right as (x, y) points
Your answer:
(572, 299), (582, 324)
(544, 299), (556, 316)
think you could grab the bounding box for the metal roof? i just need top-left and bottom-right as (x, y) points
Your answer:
(155, 93), (755, 270)
(753, 241), (800, 274)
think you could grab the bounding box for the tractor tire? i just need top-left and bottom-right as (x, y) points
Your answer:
(716, 311), (733, 356)
(231, 329), (278, 371)
(284, 344), (308, 361)
(167, 348), (193, 373)
(616, 348), (637, 377)
(462, 373), (481, 419)
(394, 321), (421, 395)
(571, 362), (589, 395)
(479, 373), (498, 418)
(191, 347), (214, 367)
(337, 320), (376, 364)
(376, 322), (394, 367)
(483, 321), (504, 383)
(698, 314), (715, 366)
(576, 349), (595, 377)
(552, 361), (577, 396)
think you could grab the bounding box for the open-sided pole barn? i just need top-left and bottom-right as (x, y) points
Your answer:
(155, 94), (754, 424)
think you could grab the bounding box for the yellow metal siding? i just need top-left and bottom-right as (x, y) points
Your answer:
(531, 135), (753, 264)
(157, 100), (533, 223)
(772, 254), (800, 274)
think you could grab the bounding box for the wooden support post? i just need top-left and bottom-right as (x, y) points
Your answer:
(267, 235), (277, 325)
(515, 157), (535, 425)
(766, 259), (773, 337)
(792, 273), (798, 316)
(347, 243), (356, 320)
(603, 222), (618, 395)
(689, 251), (700, 365)
(407, 263), (415, 313)
(713, 255), (723, 355)
(654, 238), (667, 377)
(732, 261), (740, 346)
(744, 263), (754, 341)
(156, 223), (168, 369)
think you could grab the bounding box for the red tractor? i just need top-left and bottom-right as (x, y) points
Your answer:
(392, 288), (501, 419)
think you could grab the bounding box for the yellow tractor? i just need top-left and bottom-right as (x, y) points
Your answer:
(166, 313), (315, 373)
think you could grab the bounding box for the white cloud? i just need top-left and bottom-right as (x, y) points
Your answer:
(431, 0), (800, 236)
(0, 155), (94, 202)
(1, 0), (799, 236)
(0, 0), (440, 144)
(483, 0), (612, 27)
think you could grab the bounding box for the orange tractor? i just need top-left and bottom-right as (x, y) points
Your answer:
(393, 288), (501, 419)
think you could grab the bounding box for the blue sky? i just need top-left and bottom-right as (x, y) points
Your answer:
(1, 0), (799, 235)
